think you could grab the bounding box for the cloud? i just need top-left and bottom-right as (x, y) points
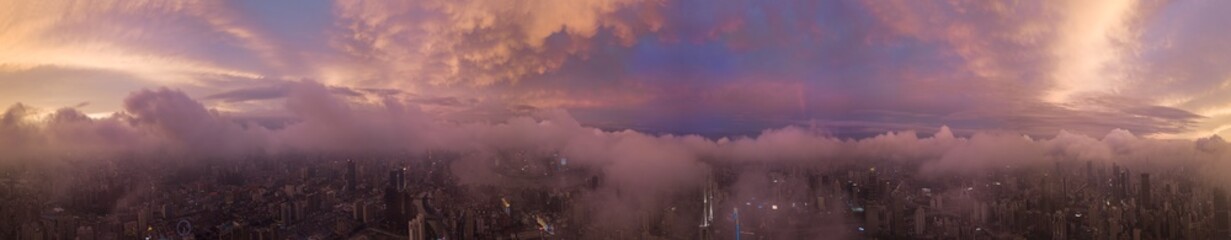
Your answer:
(4, 86), (1231, 235)
(4, 0), (1227, 139)
(0, 0), (272, 84)
(1115, 0), (1231, 137)
(123, 88), (269, 155)
(431, 0), (1205, 137)
(329, 0), (652, 87)
(0, 104), (151, 161)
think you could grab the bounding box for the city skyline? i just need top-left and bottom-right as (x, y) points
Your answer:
(3, 0), (1231, 239)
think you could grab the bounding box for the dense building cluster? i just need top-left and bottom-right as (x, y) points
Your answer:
(764, 161), (1231, 239)
(0, 152), (596, 240)
(1, 152), (1228, 240)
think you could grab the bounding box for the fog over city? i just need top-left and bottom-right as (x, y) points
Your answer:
(5, 0), (1231, 239)
(5, 82), (1228, 183)
(4, 81), (1231, 238)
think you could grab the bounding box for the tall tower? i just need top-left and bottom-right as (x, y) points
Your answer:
(1118, 169), (1130, 200)
(347, 159), (357, 191)
(1139, 173), (1151, 209)
(733, 208), (741, 240)
(1112, 164), (1123, 198)
(385, 169), (409, 230)
(914, 207), (926, 237)
(868, 167), (880, 201)
(699, 174), (716, 240)
(388, 168), (407, 190)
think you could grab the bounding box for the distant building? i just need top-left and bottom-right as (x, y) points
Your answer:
(914, 207), (925, 236)
(347, 160), (357, 192)
(1140, 173), (1151, 209)
(385, 169), (410, 230)
(280, 201), (295, 224)
(408, 194), (449, 240)
(408, 214), (428, 240)
(1215, 189), (1229, 238)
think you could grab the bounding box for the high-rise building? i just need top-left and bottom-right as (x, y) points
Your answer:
(1051, 211), (1067, 240)
(347, 160), (357, 192)
(385, 169), (410, 230)
(866, 205), (881, 234)
(360, 201), (376, 223)
(867, 168), (880, 200)
(137, 207), (149, 234)
(408, 195), (447, 240)
(388, 168), (407, 191)
(409, 214), (428, 240)
(699, 174), (717, 240)
(461, 210), (477, 240)
(1113, 164), (1123, 198)
(352, 200), (364, 222)
(914, 207), (925, 236)
(280, 201), (295, 224)
(1140, 173), (1151, 208)
(1118, 170), (1130, 200)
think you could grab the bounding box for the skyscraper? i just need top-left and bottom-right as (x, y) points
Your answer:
(347, 159), (357, 192)
(914, 207), (925, 236)
(386, 168), (410, 230)
(1117, 169), (1130, 200)
(1140, 173), (1151, 208)
(1113, 164), (1123, 198)
(408, 214), (428, 240)
(389, 168), (407, 190)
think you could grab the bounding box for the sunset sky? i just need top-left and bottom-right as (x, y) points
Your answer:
(2, 0), (1229, 139)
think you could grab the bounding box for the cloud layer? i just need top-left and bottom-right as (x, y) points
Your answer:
(3, 83), (1230, 235)
(2, 0), (1229, 137)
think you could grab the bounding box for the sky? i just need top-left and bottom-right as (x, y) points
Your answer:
(1, 0), (1230, 138)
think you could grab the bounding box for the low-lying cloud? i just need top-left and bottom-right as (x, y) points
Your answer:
(3, 82), (1230, 234)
